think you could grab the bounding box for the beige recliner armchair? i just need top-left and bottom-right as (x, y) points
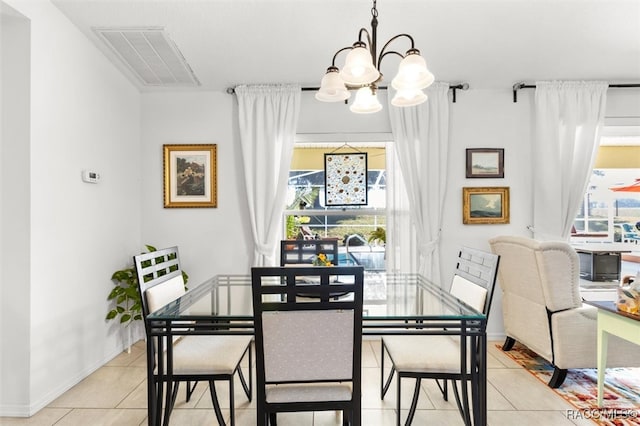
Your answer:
(489, 235), (640, 388)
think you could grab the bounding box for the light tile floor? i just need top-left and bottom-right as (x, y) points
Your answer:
(1, 339), (598, 426)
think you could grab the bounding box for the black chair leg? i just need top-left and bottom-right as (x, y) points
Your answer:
(185, 380), (197, 402)
(382, 366), (396, 399)
(405, 377), (421, 425)
(396, 374), (402, 426)
(548, 367), (568, 388)
(238, 363), (252, 400)
(209, 380), (226, 426)
(269, 412), (277, 426)
(435, 379), (449, 401)
(502, 336), (516, 351)
(381, 338), (395, 399)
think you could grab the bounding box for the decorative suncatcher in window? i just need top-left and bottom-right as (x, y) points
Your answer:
(324, 152), (368, 206)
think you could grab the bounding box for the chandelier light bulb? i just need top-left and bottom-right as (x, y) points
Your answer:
(350, 86), (383, 114)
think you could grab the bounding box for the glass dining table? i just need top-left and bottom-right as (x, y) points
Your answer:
(146, 271), (488, 425)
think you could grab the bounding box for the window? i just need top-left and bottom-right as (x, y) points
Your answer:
(573, 169), (639, 237)
(571, 127), (640, 242)
(284, 143), (386, 270)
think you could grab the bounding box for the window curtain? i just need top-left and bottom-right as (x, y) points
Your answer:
(235, 84), (301, 266)
(387, 82), (450, 282)
(532, 81), (608, 240)
(385, 141), (417, 274)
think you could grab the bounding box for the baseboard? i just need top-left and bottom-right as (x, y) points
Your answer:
(488, 332), (506, 342)
(0, 404), (31, 418)
(0, 336), (143, 418)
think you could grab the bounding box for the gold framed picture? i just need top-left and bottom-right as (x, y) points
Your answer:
(163, 144), (217, 208)
(462, 187), (510, 224)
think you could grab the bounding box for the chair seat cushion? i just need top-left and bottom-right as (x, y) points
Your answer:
(383, 335), (469, 374)
(266, 383), (352, 403)
(158, 335), (252, 376)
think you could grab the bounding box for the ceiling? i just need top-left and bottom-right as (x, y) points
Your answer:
(50, 0), (640, 93)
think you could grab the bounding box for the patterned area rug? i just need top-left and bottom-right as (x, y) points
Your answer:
(497, 343), (640, 425)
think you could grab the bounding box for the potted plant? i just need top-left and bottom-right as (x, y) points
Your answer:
(106, 244), (188, 326)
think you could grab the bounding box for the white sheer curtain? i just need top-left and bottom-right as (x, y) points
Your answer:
(387, 82), (450, 282)
(532, 81), (608, 240)
(236, 84), (301, 266)
(385, 141), (417, 274)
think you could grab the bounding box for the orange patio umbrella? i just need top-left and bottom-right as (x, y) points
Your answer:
(610, 179), (640, 192)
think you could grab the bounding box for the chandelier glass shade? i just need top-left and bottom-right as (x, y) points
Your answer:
(316, 0), (434, 113)
(391, 51), (435, 90)
(339, 42), (381, 86)
(315, 67), (351, 102)
(391, 88), (428, 107)
(350, 87), (383, 113)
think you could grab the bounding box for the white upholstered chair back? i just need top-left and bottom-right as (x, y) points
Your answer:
(450, 275), (488, 312)
(262, 310), (354, 382)
(535, 241), (582, 311)
(145, 274), (185, 313)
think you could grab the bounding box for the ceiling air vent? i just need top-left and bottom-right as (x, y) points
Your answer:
(93, 27), (200, 87)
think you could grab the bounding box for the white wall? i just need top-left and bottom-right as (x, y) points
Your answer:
(140, 92), (253, 285)
(442, 88), (533, 338)
(1, 0), (141, 416)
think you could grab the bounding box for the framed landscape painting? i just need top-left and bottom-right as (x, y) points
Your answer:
(463, 187), (510, 224)
(163, 144), (217, 208)
(466, 148), (504, 178)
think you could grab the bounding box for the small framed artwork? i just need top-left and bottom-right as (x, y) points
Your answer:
(163, 144), (217, 208)
(463, 187), (510, 224)
(466, 148), (504, 178)
(324, 153), (368, 206)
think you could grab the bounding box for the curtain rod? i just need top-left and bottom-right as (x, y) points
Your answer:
(512, 82), (640, 103)
(226, 83), (470, 103)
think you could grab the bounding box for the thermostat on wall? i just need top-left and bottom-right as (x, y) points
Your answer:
(82, 169), (100, 183)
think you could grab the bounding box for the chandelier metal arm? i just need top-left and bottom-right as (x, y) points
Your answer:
(377, 33), (416, 67)
(357, 27), (373, 48)
(377, 50), (404, 68)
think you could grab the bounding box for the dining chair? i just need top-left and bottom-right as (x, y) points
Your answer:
(380, 247), (500, 426)
(280, 239), (339, 266)
(135, 246), (252, 426)
(251, 265), (364, 426)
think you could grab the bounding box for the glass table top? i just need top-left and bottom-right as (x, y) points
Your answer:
(147, 272), (486, 323)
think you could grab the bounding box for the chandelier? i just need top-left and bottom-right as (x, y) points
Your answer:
(316, 0), (434, 113)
